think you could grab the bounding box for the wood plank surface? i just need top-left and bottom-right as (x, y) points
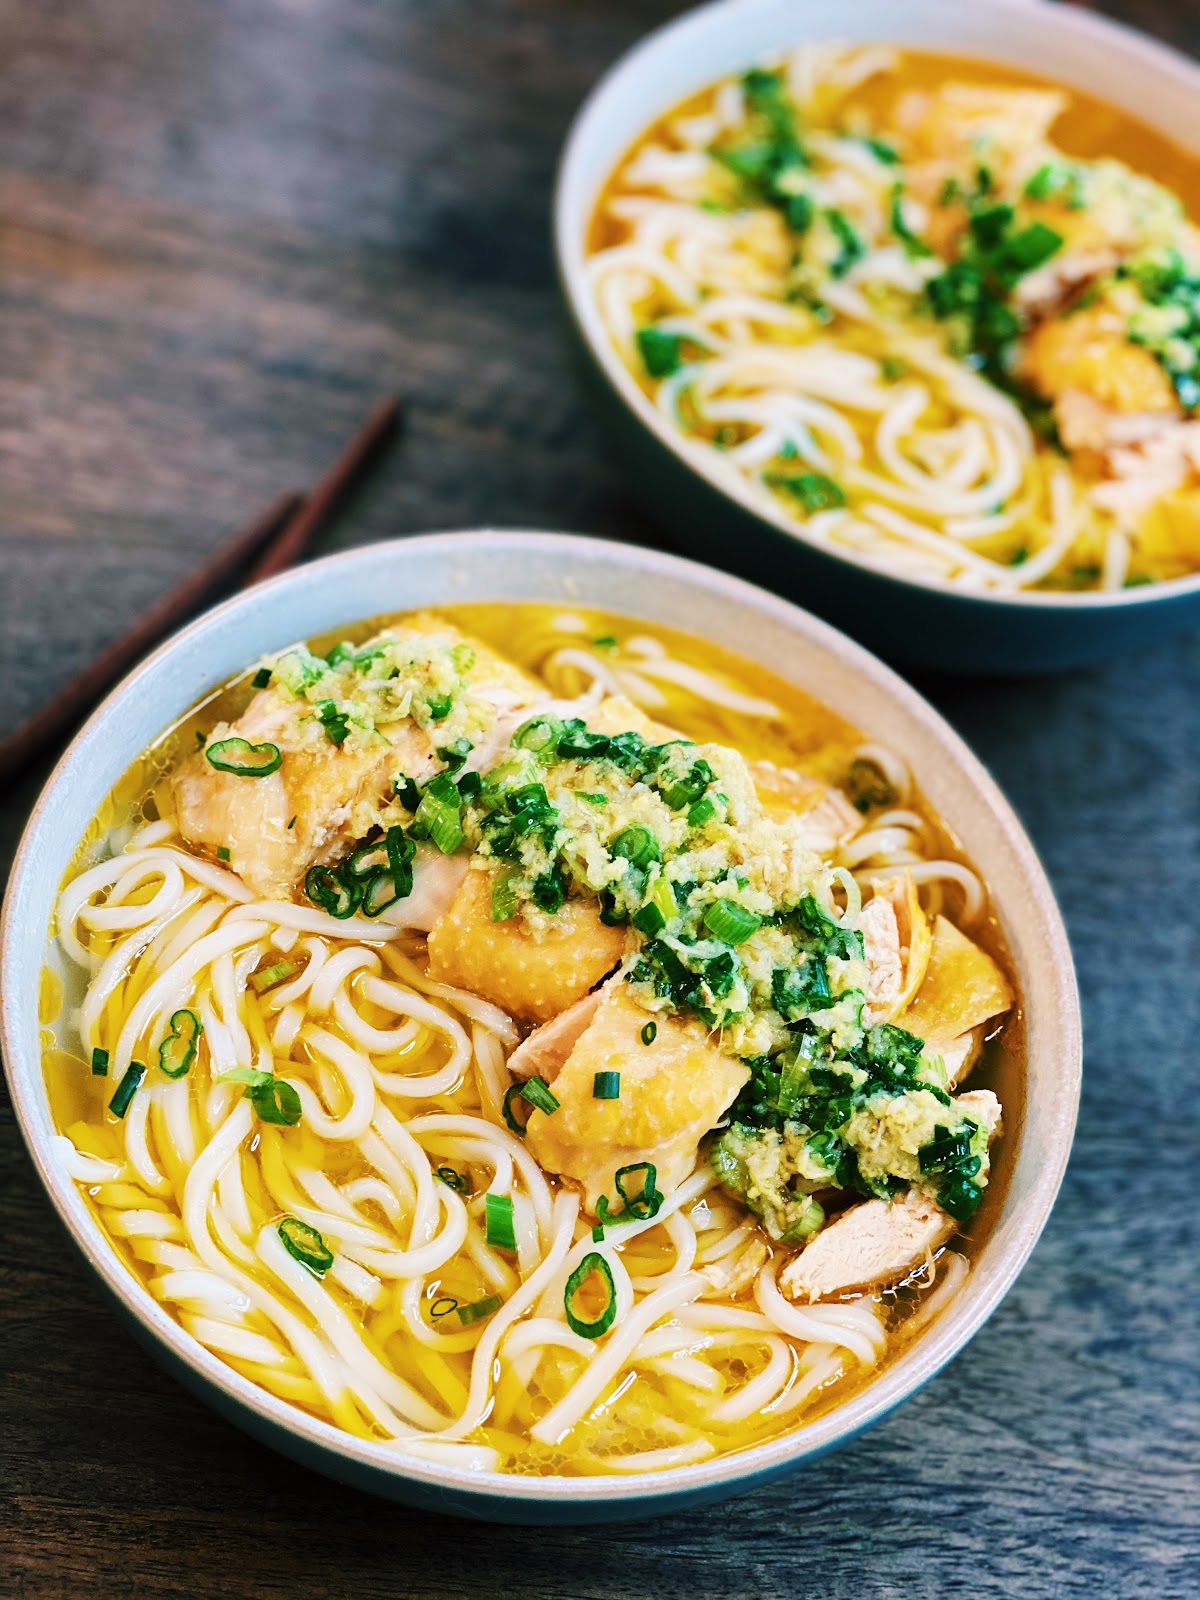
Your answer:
(1, 3), (1198, 1597)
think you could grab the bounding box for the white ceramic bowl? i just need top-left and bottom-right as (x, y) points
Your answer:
(555, 0), (1200, 672)
(1, 531), (1081, 1522)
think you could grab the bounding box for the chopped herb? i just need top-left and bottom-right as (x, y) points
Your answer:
(520, 1076), (561, 1116)
(436, 1165), (470, 1194)
(593, 1071), (621, 1099)
(158, 1009), (201, 1077)
(846, 758), (895, 813)
(592, 635), (618, 650)
(890, 184), (932, 258)
(249, 959), (300, 995)
(91, 1047), (109, 1077)
(216, 846), (231, 863)
(826, 209), (865, 278)
(564, 1252), (618, 1339)
(595, 1162), (663, 1227)
(108, 1060), (145, 1119)
(502, 1082), (530, 1137)
(640, 1022), (657, 1047)
(305, 864), (362, 919)
(456, 1295), (502, 1327)
(430, 1296), (459, 1319)
(315, 701), (351, 746)
(484, 1192), (517, 1251)
(278, 1217), (333, 1275)
(764, 470), (846, 512)
(611, 824), (660, 869)
(251, 667), (272, 689)
(218, 1067), (303, 1126)
(702, 898), (763, 945)
(637, 326), (686, 379)
(204, 737), (282, 777)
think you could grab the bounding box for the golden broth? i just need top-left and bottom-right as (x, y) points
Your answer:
(43, 605), (1022, 1475)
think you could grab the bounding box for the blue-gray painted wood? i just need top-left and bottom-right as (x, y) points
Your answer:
(1, 2), (1196, 1595)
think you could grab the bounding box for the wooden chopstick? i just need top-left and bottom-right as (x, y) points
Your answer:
(0, 396), (402, 788)
(0, 492), (300, 788)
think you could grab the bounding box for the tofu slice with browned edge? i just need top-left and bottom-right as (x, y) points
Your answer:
(522, 981), (749, 1215)
(900, 915), (1013, 1085)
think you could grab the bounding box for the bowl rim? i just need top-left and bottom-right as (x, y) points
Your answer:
(1, 528), (1082, 1508)
(553, 0), (1200, 616)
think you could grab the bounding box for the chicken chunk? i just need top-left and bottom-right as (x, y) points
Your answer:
(507, 984), (606, 1080)
(174, 689), (438, 900)
(860, 871), (932, 1025)
(779, 1188), (954, 1302)
(1022, 306), (1180, 418)
(173, 617), (543, 901)
(899, 915), (1013, 1067)
(522, 982), (749, 1213)
(426, 865), (629, 1024)
(751, 761), (860, 853)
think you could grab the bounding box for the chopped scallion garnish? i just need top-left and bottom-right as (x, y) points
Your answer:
(640, 1021), (657, 1046)
(520, 1076), (560, 1116)
(205, 737), (282, 777)
(108, 1060), (145, 1119)
(249, 960), (299, 995)
(91, 1048), (109, 1077)
(216, 846), (231, 863)
(278, 1216), (333, 1275)
(158, 1009), (201, 1078)
(484, 1192), (517, 1251)
(593, 1071), (621, 1100)
(456, 1294), (502, 1327)
(436, 1165), (470, 1194)
(251, 667), (272, 689)
(502, 1082), (530, 1137)
(703, 898), (763, 945)
(564, 1252), (618, 1339)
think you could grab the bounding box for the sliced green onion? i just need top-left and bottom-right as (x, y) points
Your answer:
(385, 827), (416, 897)
(304, 864), (361, 919)
(361, 870), (402, 917)
(592, 1071), (620, 1100)
(278, 1216), (333, 1275)
(426, 691), (454, 722)
(520, 1076), (560, 1116)
(640, 1021), (657, 1046)
(484, 1193), (517, 1251)
(703, 898), (763, 945)
(251, 667), (272, 689)
(591, 1225), (605, 1242)
(596, 1161), (664, 1227)
(491, 867), (521, 923)
(394, 774), (421, 811)
(611, 825), (659, 868)
(502, 1082), (530, 1136)
(687, 794), (717, 828)
(436, 1165), (470, 1194)
(456, 1294), (502, 1327)
(316, 700), (351, 745)
(564, 1252), (618, 1339)
(205, 737), (282, 777)
(91, 1048), (109, 1077)
(512, 715), (561, 754)
(632, 874), (677, 937)
(108, 1060), (145, 1118)
(216, 846), (231, 863)
(249, 959), (299, 995)
(430, 1296), (459, 1320)
(346, 840), (390, 879)
(411, 773), (464, 855)
(158, 1009), (201, 1078)
(436, 736), (473, 772)
(220, 1068), (303, 1127)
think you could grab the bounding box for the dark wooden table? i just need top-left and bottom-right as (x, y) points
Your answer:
(2, 3), (1198, 1595)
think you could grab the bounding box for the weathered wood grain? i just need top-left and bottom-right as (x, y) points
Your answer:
(1, 3), (1198, 1597)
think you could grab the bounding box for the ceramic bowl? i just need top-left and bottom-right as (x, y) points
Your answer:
(554, 0), (1200, 673)
(1, 531), (1081, 1522)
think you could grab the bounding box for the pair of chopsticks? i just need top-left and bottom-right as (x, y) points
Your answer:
(0, 397), (401, 788)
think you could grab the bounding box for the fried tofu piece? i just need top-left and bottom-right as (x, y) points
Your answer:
(426, 865), (629, 1024)
(1135, 486), (1200, 577)
(780, 1188), (954, 1302)
(1022, 307), (1180, 416)
(899, 914), (1013, 1067)
(523, 982), (749, 1213)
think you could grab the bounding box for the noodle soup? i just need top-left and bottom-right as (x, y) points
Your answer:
(44, 606), (1020, 1477)
(586, 46), (1200, 593)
